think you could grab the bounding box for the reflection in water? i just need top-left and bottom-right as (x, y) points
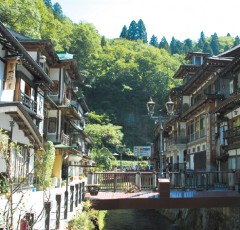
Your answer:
(105, 209), (173, 230)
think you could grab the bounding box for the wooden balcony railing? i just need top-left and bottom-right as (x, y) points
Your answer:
(61, 130), (70, 146)
(20, 92), (37, 113)
(224, 126), (240, 140)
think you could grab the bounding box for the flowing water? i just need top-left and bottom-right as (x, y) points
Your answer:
(104, 209), (174, 230)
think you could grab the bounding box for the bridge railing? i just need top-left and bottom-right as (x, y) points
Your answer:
(88, 171), (236, 191)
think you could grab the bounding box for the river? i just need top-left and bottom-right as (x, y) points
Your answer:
(104, 209), (174, 230)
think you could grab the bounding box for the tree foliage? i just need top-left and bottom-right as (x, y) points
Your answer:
(34, 141), (55, 189)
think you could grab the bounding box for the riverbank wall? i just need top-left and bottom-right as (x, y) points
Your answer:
(157, 207), (240, 230)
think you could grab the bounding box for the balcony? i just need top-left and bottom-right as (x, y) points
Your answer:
(61, 130), (70, 146)
(224, 126), (240, 144)
(167, 135), (187, 146)
(188, 129), (206, 142)
(20, 92), (37, 114)
(47, 130), (70, 146)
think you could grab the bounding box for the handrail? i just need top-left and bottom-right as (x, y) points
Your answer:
(91, 171), (235, 191)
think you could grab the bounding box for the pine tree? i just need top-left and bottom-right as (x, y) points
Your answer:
(127, 20), (138, 41)
(183, 38), (194, 54)
(210, 33), (220, 55)
(53, 3), (63, 21)
(224, 44), (230, 51)
(101, 36), (107, 47)
(44, 0), (52, 9)
(170, 37), (177, 54)
(196, 31), (206, 51)
(203, 42), (213, 56)
(137, 19), (148, 43)
(120, 25), (128, 39)
(233, 36), (240, 47)
(158, 36), (170, 53)
(176, 40), (184, 54)
(149, 35), (158, 47)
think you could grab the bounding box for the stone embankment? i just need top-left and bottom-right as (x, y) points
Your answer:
(158, 207), (240, 230)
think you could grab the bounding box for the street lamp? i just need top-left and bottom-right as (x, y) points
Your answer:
(146, 97), (174, 178)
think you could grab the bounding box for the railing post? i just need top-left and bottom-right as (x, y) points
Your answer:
(153, 171), (157, 190)
(82, 181), (85, 201)
(181, 172), (185, 191)
(79, 182), (82, 204)
(70, 185), (74, 212)
(55, 194), (61, 230)
(135, 172), (141, 190)
(87, 171), (93, 184)
(114, 173), (117, 192)
(228, 172), (235, 190)
(64, 188), (68, 219)
(75, 184), (79, 207)
(238, 175), (240, 193)
(25, 212), (35, 230)
(44, 201), (51, 230)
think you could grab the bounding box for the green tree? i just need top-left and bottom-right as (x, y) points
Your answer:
(127, 20), (138, 41)
(196, 31), (206, 51)
(210, 33), (220, 55)
(120, 25), (128, 39)
(52, 2), (63, 21)
(233, 36), (240, 47)
(44, 0), (52, 9)
(137, 19), (148, 43)
(149, 35), (158, 47)
(101, 36), (107, 47)
(183, 38), (194, 54)
(203, 42), (213, 56)
(69, 22), (102, 77)
(158, 36), (170, 53)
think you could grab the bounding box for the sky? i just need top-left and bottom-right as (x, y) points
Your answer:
(51, 0), (240, 42)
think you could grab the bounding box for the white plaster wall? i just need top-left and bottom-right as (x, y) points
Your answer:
(49, 68), (59, 81)
(0, 113), (30, 145)
(1, 90), (14, 102)
(182, 96), (190, 105)
(28, 51), (38, 61)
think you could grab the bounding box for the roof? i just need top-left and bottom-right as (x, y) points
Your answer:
(57, 51), (74, 61)
(217, 45), (240, 58)
(173, 65), (200, 79)
(0, 22), (52, 86)
(186, 52), (210, 60)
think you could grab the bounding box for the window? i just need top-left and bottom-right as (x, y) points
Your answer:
(48, 117), (57, 133)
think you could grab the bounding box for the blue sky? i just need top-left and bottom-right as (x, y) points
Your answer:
(52, 0), (240, 42)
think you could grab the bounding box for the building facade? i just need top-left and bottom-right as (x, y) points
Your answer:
(0, 21), (91, 187)
(161, 49), (240, 173)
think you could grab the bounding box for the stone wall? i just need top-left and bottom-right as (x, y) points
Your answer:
(157, 208), (240, 230)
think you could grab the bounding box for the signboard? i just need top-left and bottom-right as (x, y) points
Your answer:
(133, 146), (151, 157)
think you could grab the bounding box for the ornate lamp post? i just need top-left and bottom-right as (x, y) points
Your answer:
(146, 97), (174, 178)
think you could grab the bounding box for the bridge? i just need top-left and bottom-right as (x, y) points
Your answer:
(85, 171), (240, 210)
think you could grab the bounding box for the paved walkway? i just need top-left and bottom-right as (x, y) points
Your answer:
(0, 181), (85, 230)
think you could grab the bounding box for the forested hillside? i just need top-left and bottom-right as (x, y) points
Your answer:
(1, 0), (239, 151)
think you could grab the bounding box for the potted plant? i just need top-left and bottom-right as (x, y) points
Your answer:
(85, 184), (100, 196)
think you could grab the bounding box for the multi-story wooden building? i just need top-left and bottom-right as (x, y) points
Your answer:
(162, 50), (240, 172)
(0, 22), (91, 187)
(0, 21), (52, 184)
